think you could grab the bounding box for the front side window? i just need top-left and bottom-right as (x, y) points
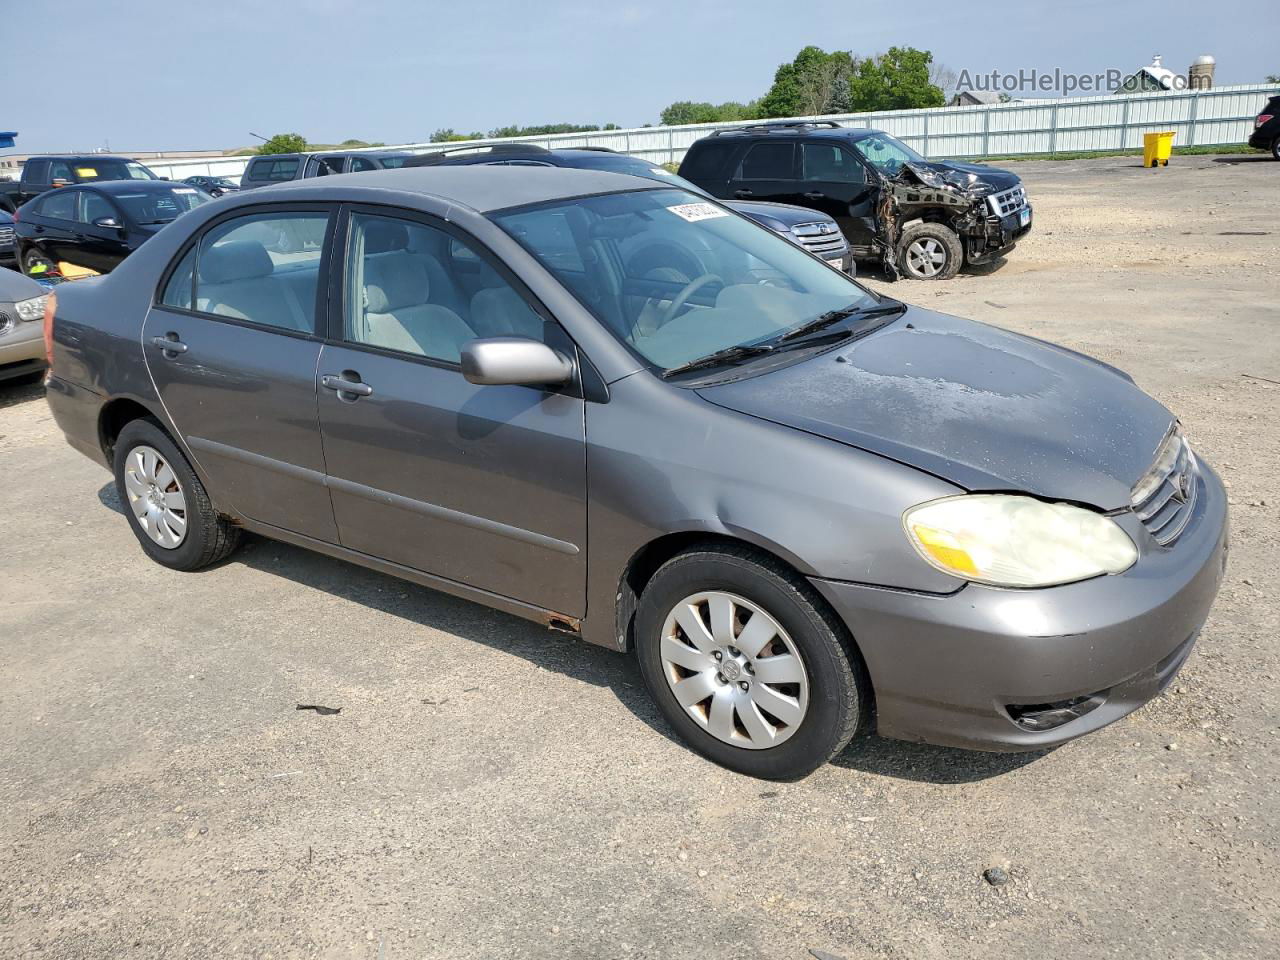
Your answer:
(801, 143), (866, 183)
(38, 190), (77, 221)
(850, 133), (925, 175)
(193, 212), (329, 332)
(494, 188), (877, 373)
(349, 156), (377, 172)
(79, 191), (117, 223)
(344, 212), (544, 364)
(738, 142), (795, 180)
(375, 155), (409, 169)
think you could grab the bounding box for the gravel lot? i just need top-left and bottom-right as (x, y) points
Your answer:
(1, 153), (1276, 960)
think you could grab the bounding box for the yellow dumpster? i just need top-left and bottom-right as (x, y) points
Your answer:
(1143, 131), (1176, 167)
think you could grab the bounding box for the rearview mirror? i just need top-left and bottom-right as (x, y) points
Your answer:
(92, 216), (122, 229)
(461, 337), (574, 387)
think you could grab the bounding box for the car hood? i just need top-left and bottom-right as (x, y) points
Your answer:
(0, 264), (46, 301)
(725, 199), (834, 230)
(696, 307), (1173, 511)
(902, 160), (1022, 195)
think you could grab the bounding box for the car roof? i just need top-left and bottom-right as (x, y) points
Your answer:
(701, 125), (883, 143)
(239, 165), (670, 213)
(28, 154), (141, 163)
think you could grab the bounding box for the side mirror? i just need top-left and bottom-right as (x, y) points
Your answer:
(51, 178), (71, 188)
(461, 337), (574, 387)
(92, 216), (122, 230)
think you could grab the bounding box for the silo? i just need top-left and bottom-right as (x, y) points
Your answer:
(1188, 55), (1215, 90)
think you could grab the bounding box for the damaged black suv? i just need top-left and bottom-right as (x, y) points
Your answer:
(678, 121), (1033, 280)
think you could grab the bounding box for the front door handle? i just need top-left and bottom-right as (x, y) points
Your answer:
(804, 191), (826, 200)
(321, 373), (373, 399)
(733, 188), (754, 199)
(150, 334), (188, 356)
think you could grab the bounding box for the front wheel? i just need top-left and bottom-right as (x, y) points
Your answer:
(1272, 137), (1280, 161)
(23, 247), (57, 279)
(896, 222), (963, 280)
(635, 544), (870, 780)
(113, 419), (242, 571)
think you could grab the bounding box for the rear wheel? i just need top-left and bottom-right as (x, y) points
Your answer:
(896, 222), (962, 280)
(23, 247), (56, 279)
(1272, 137), (1280, 161)
(635, 544), (869, 780)
(113, 419), (241, 571)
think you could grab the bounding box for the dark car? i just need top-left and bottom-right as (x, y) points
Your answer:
(1247, 95), (1280, 159)
(14, 180), (210, 277)
(0, 155), (160, 213)
(0, 209), (15, 266)
(44, 167), (1225, 780)
(679, 121), (1033, 280)
(405, 144), (853, 272)
(239, 150), (414, 190)
(183, 175), (241, 198)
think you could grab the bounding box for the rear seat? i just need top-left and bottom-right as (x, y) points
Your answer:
(197, 240), (311, 331)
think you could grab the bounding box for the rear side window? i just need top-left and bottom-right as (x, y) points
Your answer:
(37, 190), (77, 221)
(189, 212), (330, 332)
(161, 247), (197, 310)
(250, 158), (300, 182)
(738, 143), (795, 180)
(680, 141), (735, 180)
(349, 156), (377, 172)
(24, 160), (50, 183)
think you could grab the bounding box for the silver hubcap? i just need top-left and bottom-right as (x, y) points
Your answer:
(123, 445), (188, 549)
(659, 591), (809, 750)
(905, 237), (947, 278)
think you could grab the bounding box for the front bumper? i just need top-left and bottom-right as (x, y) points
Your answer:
(966, 205), (1033, 265)
(0, 314), (45, 376)
(811, 463), (1228, 752)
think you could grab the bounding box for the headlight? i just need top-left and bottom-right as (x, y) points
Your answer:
(904, 495), (1137, 587)
(14, 295), (48, 323)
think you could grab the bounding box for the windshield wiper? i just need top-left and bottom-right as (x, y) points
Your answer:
(662, 341), (775, 378)
(775, 301), (906, 344)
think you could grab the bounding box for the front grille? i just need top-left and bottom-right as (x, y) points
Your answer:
(987, 185), (1027, 218)
(0, 226), (14, 246)
(792, 221), (848, 256)
(0, 312), (12, 337)
(1131, 430), (1199, 547)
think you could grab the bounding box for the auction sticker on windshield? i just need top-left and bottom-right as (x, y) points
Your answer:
(667, 202), (728, 222)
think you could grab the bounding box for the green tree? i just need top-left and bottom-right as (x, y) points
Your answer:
(849, 47), (945, 112)
(1267, 74), (1280, 83)
(430, 128), (483, 143)
(257, 132), (307, 155)
(659, 100), (759, 126)
(758, 46), (858, 118)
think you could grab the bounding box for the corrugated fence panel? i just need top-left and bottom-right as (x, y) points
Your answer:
(129, 83), (1277, 180)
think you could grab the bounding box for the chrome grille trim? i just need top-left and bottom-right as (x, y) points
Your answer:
(987, 185), (1027, 218)
(792, 222), (848, 256)
(1131, 432), (1199, 547)
(0, 226), (15, 245)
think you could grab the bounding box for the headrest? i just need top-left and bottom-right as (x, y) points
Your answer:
(366, 257), (428, 313)
(364, 220), (409, 254)
(200, 240), (273, 284)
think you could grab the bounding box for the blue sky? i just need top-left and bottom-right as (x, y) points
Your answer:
(5, 0), (1273, 153)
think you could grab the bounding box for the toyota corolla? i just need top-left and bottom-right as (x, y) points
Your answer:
(43, 167), (1227, 779)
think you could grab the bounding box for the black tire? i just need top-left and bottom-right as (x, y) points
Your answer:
(635, 543), (870, 780)
(23, 246), (56, 279)
(895, 222), (962, 281)
(112, 418), (241, 571)
(1272, 138), (1280, 161)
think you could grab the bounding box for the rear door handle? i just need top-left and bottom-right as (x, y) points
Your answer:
(733, 189), (754, 199)
(150, 335), (188, 355)
(321, 374), (373, 398)
(804, 191), (826, 200)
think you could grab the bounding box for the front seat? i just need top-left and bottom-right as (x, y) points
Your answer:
(468, 286), (543, 340)
(363, 258), (476, 362)
(197, 240), (310, 331)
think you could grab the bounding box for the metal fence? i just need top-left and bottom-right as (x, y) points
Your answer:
(98, 83), (1280, 182)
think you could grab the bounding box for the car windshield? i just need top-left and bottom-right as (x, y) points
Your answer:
(493, 187), (880, 374)
(850, 134), (925, 175)
(114, 186), (210, 224)
(74, 159), (158, 182)
(571, 154), (710, 196)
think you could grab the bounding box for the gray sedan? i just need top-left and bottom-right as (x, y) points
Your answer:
(44, 168), (1227, 779)
(0, 267), (49, 381)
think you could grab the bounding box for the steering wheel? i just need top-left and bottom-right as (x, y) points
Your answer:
(658, 274), (723, 330)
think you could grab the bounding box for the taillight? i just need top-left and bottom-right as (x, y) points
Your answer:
(43, 290), (57, 368)
(1258, 114), (1274, 128)
(11, 209), (18, 223)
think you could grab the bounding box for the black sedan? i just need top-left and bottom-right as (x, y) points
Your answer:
(14, 180), (211, 278)
(182, 175), (241, 198)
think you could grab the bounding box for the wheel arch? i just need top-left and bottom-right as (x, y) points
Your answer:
(98, 396), (167, 462)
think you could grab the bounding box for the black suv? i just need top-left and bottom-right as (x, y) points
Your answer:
(1248, 96), (1280, 159)
(239, 150), (414, 190)
(678, 122), (1033, 280)
(404, 144), (854, 273)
